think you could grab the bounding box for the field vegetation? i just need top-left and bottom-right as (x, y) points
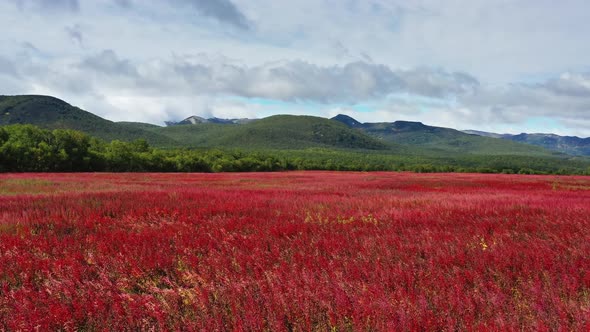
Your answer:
(1, 172), (589, 330)
(2, 124), (590, 174)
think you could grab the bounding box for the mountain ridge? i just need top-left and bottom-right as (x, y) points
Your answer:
(462, 129), (590, 156)
(330, 114), (566, 157)
(1, 94), (587, 157)
(155, 114), (392, 150)
(165, 115), (257, 126)
(0, 95), (179, 146)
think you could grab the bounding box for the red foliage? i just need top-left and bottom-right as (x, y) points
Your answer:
(1, 172), (590, 330)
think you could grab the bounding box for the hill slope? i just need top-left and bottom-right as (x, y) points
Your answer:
(507, 133), (590, 156)
(166, 115), (256, 126)
(0, 96), (389, 151)
(463, 130), (590, 156)
(1, 94), (584, 161)
(1, 95), (589, 174)
(152, 115), (392, 150)
(332, 114), (563, 157)
(0, 95), (178, 146)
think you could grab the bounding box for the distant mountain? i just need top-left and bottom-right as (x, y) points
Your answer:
(166, 115), (256, 126)
(331, 114), (363, 128)
(0, 95), (388, 151)
(0, 95), (178, 146)
(462, 130), (508, 139)
(331, 115), (560, 157)
(506, 134), (590, 156)
(2, 94), (584, 160)
(463, 130), (590, 156)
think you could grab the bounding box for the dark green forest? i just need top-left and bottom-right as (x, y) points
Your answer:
(1, 124), (589, 174)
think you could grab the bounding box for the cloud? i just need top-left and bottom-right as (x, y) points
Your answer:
(10, 0), (79, 12)
(234, 61), (404, 102)
(331, 41), (352, 59)
(159, 55), (477, 102)
(113, 0), (132, 8)
(3, 45), (590, 135)
(317, 71), (590, 135)
(442, 81), (590, 135)
(0, 47), (483, 122)
(180, 0), (250, 29)
(360, 52), (373, 63)
(0, 56), (18, 77)
(541, 72), (590, 97)
(79, 50), (138, 77)
(399, 68), (479, 98)
(0, 55), (31, 95)
(65, 24), (83, 46)
(114, 0), (250, 29)
(463, 84), (590, 120)
(56, 51), (477, 103)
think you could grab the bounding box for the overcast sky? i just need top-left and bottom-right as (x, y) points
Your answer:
(2, 0), (590, 136)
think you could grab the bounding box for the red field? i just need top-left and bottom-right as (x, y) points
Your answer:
(1, 172), (589, 330)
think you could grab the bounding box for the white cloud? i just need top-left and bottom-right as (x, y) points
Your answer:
(1, 0), (590, 136)
(70, 51), (478, 102)
(64, 24), (84, 46)
(9, 0), (79, 12)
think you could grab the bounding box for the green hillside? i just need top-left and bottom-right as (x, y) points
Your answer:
(332, 115), (563, 157)
(2, 94), (589, 175)
(0, 95), (178, 146)
(151, 115), (392, 150)
(117, 121), (164, 131)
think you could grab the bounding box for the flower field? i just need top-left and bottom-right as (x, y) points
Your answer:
(1, 172), (589, 330)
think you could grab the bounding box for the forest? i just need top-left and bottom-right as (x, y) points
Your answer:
(1, 124), (589, 175)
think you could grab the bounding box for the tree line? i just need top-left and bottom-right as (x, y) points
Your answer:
(1, 124), (589, 174)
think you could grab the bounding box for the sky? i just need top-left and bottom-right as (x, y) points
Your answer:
(2, 0), (590, 136)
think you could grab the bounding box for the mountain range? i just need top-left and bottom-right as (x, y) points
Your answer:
(0, 95), (178, 146)
(330, 114), (565, 157)
(165, 115), (256, 126)
(1, 95), (589, 160)
(462, 130), (590, 156)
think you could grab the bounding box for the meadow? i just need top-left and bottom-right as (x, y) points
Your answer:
(1, 172), (589, 330)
